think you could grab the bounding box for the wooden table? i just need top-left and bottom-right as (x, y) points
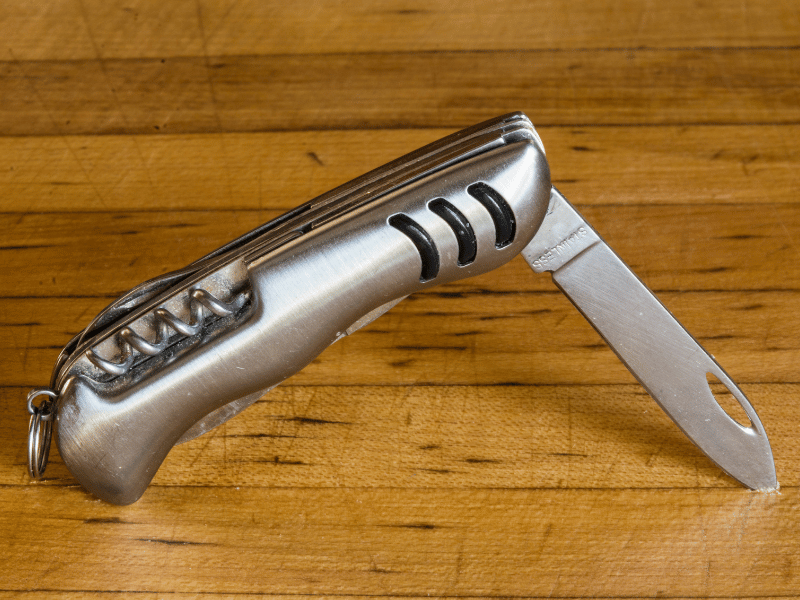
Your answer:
(1, 1), (798, 596)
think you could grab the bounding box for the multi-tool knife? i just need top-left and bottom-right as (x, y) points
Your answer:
(27, 113), (777, 505)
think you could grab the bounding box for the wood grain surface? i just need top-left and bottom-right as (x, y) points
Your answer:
(1, 0), (799, 596)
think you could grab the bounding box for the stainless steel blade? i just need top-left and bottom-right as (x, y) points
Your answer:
(522, 188), (777, 490)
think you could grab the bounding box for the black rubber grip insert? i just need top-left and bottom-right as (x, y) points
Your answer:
(428, 198), (477, 266)
(467, 182), (516, 248)
(389, 214), (440, 282)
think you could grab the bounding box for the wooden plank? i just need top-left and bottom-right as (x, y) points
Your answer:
(2, 597), (788, 600)
(2, 0), (799, 61)
(1, 126), (798, 212)
(0, 597), (793, 600)
(3, 287), (799, 388)
(2, 49), (800, 136)
(2, 202), (798, 298)
(0, 485), (794, 595)
(3, 383), (795, 489)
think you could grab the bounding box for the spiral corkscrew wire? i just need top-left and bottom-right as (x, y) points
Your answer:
(86, 288), (248, 378)
(28, 288), (247, 478)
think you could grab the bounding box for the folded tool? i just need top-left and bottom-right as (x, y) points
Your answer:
(27, 113), (777, 504)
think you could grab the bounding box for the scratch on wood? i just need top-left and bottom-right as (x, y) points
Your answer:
(136, 538), (214, 546)
(737, 493), (755, 547)
(379, 522), (439, 530)
(83, 517), (130, 524)
(280, 416), (352, 425)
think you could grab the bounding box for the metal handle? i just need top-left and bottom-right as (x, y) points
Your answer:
(54, 140), (551, 504)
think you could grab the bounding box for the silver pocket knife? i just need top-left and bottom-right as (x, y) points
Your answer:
(27, 112), (777, 504)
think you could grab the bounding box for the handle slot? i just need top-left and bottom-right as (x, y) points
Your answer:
(428, 198), (477, 266)
(467, 182), (516, 248)
(388, 214), (440, 282)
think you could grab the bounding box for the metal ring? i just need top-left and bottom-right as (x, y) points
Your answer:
(27, 388), (58, 479)
(27, 388), (57, 417)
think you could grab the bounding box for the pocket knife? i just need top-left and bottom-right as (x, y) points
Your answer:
(27, 112), (777, 504)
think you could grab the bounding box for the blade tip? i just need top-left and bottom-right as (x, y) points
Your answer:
(737, 460), (778, 492)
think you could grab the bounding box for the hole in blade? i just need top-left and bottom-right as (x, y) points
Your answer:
(706, 372), (752, 428)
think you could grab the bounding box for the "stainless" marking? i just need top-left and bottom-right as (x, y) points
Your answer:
(530, 226), (589, 270)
